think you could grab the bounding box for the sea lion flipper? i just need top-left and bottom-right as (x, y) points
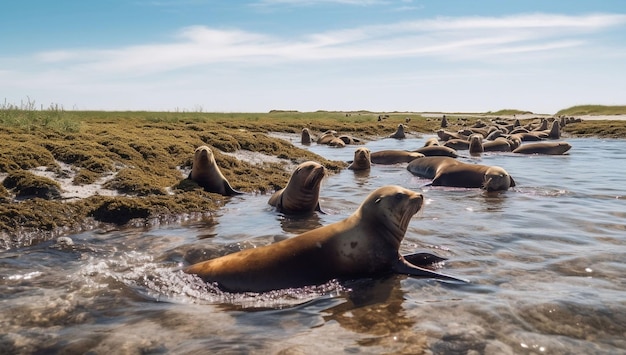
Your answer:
(393, 258), (469, 283)
(315, 202), (326, 214)
(509, 176), (516, 187)
(402, 252), (447, 268)
(224, 181), (243, 196)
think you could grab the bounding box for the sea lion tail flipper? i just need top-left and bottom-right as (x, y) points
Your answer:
(393, 258), (469, 283)
(509, 176), (516, 187)
(402, 252), (447, 268)
(315, 202), (327, 214)
(224, 181), (243, 196)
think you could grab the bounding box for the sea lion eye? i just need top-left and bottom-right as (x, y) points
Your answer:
(375, 198), (382, 204)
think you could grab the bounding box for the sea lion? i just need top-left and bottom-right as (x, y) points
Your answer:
(485, 129), (504, 141)
(512, 141), (572, 155)
(301, 128), (313, 145)
(406, 156), (460, 180)
(546, 121), (561, 139)
(413, 145), (459, 158)
(317, 130), (337, 144)
(370, 150), (425, 164)
(389, 124), (406, 139)
(443, 139), (470, 150)
(468, 134), (484, 155)
(482, 137), (512, 152)
(407, 157), (515, 191)
(348, 147), (371, 170)
(328, 137), (346, 148)
(184, 185), (468, 292)
(423, 137), (440, 147)
(268, 161), (326, 214)
(506, 135), (522, 150)
(338, 135), (361, 145)
(437, 129), (468, 141)
(189, 145), (242, 196)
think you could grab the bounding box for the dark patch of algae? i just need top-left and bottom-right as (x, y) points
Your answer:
(0, 110), (622, 249)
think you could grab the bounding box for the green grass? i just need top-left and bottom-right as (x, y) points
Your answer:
(0, 98), (81, 132)
(555, 105), (626, 116)
(486, 109), (534, 116)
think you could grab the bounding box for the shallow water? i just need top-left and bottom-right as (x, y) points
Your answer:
(2, 135), (625, 354)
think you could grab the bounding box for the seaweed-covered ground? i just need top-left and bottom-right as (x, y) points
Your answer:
(0, 110), (624, 248)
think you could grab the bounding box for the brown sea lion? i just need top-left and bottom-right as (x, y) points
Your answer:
(338, 135), (361, 145)
(468, 134), (484, 155)
(301, 128), (313, 145)
(423, 137), (440, 147)
(443, 139), (470, 150)
(509, 132), (546, 142)
(370, 150), (425, 164)
(512, 142), (572, 155)
(506, 135), (522, 150)
(437, 129), (468, 141)
(389, 124), (406, 139)
(482, 137), (512, 152)
(348, 147), (371, 170)
(328, 137), (346, 148)
(406, 156), (460, 180)
(485, 129), (504, 141)
(317, 130), (337, 144)
(413, 145), (459, 158)
(268, 161), (326, 214)
(546, 121), (561, 139)
(189, 145), (242, 196)
(407, 157), (515, 191)
(184, 185), (468, 292)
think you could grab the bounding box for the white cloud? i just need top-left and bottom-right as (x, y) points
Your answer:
(26, 13), (626, 77)
(3, 12), (626, 112)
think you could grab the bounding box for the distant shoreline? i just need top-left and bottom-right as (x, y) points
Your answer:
(420, 113), (626, 121)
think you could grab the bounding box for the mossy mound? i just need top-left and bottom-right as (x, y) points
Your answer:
(2, 170), (62, 200)
(561, 120), (626, 138)
(0, 137), (58, 172)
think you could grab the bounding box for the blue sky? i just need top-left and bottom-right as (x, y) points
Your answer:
(1, 0), (625, 113)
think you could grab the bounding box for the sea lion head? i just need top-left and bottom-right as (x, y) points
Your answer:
(483, 166), (514, 191)
(301, 128), (312, 144)
(358, 185), (424, 247)
(287, 161), (326, 193)
(348, 147), (371, 170)
(507, 135), (522, 150)
(468, 134), (484, 154)
(553, 142), (572, 154)
(191, 145), (217, 178)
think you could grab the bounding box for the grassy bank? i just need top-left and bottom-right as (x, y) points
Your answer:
(555, 105), (626, 116)
(0, 108), (624, 248)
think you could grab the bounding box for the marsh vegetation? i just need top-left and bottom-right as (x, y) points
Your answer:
(1, 103), (624, 246)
